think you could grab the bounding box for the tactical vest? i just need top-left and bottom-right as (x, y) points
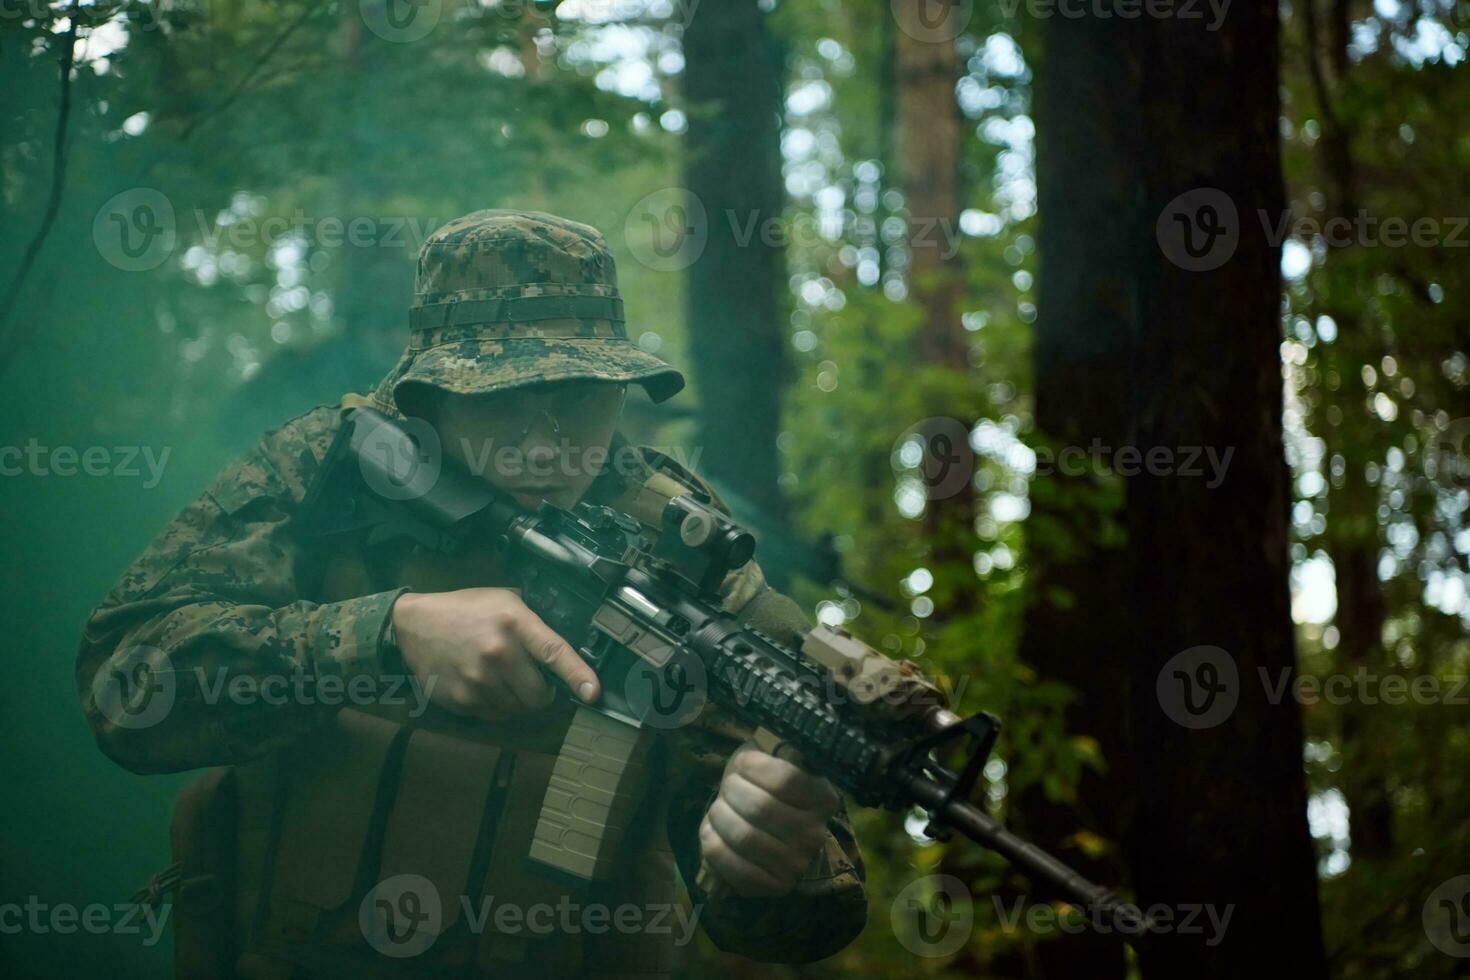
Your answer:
(163, 423), (799, 979)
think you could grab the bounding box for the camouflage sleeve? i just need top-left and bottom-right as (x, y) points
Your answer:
(75, 405), (409, 775)
(664, 558), (869, 963)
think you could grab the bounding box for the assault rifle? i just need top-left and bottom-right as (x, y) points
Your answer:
(310, 407), (1147, 941)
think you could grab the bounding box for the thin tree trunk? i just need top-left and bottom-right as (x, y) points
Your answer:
(893, 0), (971, 596)
(1329, 537), (1393, 857)
(894, 15), (964, 369)
(1297, 0), (1395, 867)
(336, 9), (408, 384)
(683, 0), (788, 526)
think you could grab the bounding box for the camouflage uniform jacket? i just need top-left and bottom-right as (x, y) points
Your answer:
(76, 398), (868, 974)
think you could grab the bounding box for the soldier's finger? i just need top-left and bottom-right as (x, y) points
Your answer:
(706, 797), (798, 879)
(732, 749), (841, 812)
(508, 608), (600, 703)
(699, 816), (789, 898)
(720, 772), (818, 839)
(495, 642), (555, 710)
(462, 671), (529, 717)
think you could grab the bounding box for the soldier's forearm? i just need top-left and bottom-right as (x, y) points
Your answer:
(77, 587), (407, 774)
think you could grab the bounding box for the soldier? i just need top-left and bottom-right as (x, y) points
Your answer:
(77, 210), (867, 977)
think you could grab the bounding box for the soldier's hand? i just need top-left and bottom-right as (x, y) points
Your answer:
(699, 741), (841, 898)
(391, 588), (600, 721)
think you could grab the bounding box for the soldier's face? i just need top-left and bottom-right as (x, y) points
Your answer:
(428, 381), (627, 510)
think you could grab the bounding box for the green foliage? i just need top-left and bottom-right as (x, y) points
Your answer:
(1278, 8), (1470, 978)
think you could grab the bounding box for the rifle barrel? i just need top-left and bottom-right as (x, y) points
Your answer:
(901, 769), (1153, 941)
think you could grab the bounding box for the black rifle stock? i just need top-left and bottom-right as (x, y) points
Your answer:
(309, 408), (1149, 944)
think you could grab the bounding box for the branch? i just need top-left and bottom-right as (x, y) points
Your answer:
(1300, 0), (1358, 218)
(0, 0), (83, 374)
(179, 0), (322, 142)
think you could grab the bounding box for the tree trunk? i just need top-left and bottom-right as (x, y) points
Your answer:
(1010, 17), (1142, 979)
(894, 12), (964, 369)
(1297, 0), (1394, 866)
(682, 0), (788, 526)
(1329, 537), (1393, 857)
(1127, 3), (1328, 974)
(893, 0), (972, 601)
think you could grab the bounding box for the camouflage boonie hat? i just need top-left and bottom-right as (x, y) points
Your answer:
(372, 209), (684, 411)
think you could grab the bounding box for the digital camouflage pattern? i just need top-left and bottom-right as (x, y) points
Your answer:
(369, 209), (685, 411)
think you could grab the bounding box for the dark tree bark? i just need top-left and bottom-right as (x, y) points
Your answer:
(682, 0), (788, 525)
(1329, 536), (1393, 857)
(1127, 3), (1328, 974)
(1012, 17), (1142, 980)
(1022, 4), (1327, 976)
